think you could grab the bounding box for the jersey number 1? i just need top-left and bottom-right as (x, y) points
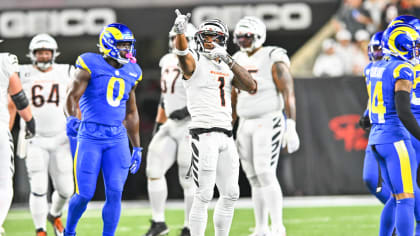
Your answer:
(218, 77), (225, 107)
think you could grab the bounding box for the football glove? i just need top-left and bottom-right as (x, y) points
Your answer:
(173, 9), (191, 34)
(25, 117), (36, 139)
(358, 115), (371, 131)
(169, 106), (190, 120)
(130, 147), (143, 174)
(66, 116), (80, 138)
(282, 119), (300, 154)
(209, 42), (234, 66)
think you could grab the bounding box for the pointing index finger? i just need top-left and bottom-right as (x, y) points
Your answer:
(175, 9), (182, 16)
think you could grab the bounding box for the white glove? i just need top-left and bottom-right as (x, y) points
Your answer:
(282, 119), (300, 153)
(173, 9), (191, 34)
(209, 42), (234, 65)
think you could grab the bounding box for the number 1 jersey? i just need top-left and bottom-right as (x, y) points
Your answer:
(365, 57), (414, 145)
(19, 64), (75, 136)
(75, 53), (142, 126)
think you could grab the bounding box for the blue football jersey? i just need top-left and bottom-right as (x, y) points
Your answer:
(75, 53), (142, 126)
(366, 57), (414, 145)
(411, 64), (420, 117)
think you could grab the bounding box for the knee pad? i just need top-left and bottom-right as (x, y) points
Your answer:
(57, 185), (74, 199)
(196, 187), (214, 203)
(222, 186), (239, 201)
(28, 172), (48, 196)
(248, 175), (262, 188)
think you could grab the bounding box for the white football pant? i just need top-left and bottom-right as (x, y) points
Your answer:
(0, 126), (14, 230)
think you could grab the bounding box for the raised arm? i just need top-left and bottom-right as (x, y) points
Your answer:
(173, 9), (196, 78)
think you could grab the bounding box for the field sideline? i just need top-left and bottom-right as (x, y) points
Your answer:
(4, 195), (383, 236)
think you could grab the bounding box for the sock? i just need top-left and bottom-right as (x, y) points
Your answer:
(183, 187), (194, 227)
(251, 186), (269, 233)
(147, 178), (167, 222)
(0, 180), (13, 228)
(414, 186), (420, 235)
(102, 189), (123, 236)
(262, 182), (286, 235)
(189, 195), (209, 236)
(65, 194), (90, 234)
(396, 198), (414, 236)
(379, 197), (396, 236)
(50, 191), (68, 217)
(30, 193), (48, 230)
(213, 196), (236, 236)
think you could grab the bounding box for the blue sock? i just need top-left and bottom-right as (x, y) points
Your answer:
(396, 198), (415, 236)
(380, 197), (396, 236)
(65, 194), (90, 234)
(414, 186), (420, 236)
(102, 189), (123, 236)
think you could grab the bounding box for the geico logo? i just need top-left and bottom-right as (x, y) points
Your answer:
(192, 3), (312, 31)
(0, 8), (116, 38)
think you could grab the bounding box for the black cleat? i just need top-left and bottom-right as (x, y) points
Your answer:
(179, 227), (191, 236)
(143, 220), (169, 236)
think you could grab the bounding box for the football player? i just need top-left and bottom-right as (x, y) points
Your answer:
(1, 50), (36, 235)
(63, 23), (143, 236)
(143, 23), (196, 236)
(14, 33), (75, 236)
(365, 22), (420, 236)
(231, 16), (299, 236)
(172, 9), (257, 236)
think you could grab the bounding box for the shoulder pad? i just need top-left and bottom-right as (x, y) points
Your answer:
(268, 47), (290, 67)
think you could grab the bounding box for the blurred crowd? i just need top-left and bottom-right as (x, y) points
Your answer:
(313, 0), (420, 77)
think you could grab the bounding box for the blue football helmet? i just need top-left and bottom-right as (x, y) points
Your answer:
(98, 23), (136, 64)
(368, 31), (383, 61)
(389, 15), (420, 32)
(382, 23), (420, 64)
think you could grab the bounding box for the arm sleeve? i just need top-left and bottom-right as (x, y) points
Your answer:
(395, 90), (420, 141)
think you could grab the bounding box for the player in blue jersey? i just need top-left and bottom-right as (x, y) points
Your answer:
(360, 31), (392, 205)
(63, 23), (143, 236)
(366, 22), (420, 236)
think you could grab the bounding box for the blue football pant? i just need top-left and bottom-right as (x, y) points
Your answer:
(65, 137), (131, 236)
(373, 140), (416, 236)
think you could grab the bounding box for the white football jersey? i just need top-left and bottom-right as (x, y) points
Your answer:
(19, 64), (75, 136)
(183, 51), (234, 130)
(159, 53), (187, 116)
(0, 53), (19, 128)
(233, 46), (290, 119)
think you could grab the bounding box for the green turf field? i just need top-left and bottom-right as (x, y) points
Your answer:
(3, 205), (382, 236)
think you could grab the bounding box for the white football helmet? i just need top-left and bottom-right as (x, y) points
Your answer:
(169, 23), (197, 51)
(194, 19), (229, 55)
(233, 16), (266, 52)
(27, 33), (60, 70)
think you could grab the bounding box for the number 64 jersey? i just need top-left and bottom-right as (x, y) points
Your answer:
(19, 64), (75, 136)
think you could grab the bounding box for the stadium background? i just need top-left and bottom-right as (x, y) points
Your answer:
(0, 0), (371, 203)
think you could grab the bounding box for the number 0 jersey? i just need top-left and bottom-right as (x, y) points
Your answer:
(0, 53), (18, 128)
(182, 50), (234, 130)
(159, 53), (187, 116)
(232, 46), (290, 119)
(19, 64), (75, 136)
(366, 57), (415, 145)
(75, 53), (142, 126)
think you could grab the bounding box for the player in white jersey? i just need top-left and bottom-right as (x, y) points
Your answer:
(172, 10), (257, 236)
(143, 23), (196, 236)
(232, 16), (300, 236)
(1, 51), (36, 235)
(18, 33), (74, 236)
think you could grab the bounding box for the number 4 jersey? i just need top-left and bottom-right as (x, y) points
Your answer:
(19, 63), (75, 136)
(365, 57), (415, 145)
(75, 53), (142, 126)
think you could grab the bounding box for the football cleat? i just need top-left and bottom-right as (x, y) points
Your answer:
(143, 220), (169, 236)
(36, 228), (47, 236)
(0, 227), (5, 236)
(179, 227), (191, 236)
(47, 213), (64, 236)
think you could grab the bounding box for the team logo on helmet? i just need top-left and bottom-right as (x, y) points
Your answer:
(382, 23), (420, 64)
(98, 23), (136, 64)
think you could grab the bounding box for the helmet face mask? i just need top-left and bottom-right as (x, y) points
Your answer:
(98, 23), (136, 65)
(27, 33), (59, 71)
(233, 16), (266, 52)
(368, 31), (383, 61)
(195, 19), (229, 55)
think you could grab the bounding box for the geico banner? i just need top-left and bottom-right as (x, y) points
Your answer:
(0, 8), (116, 38)
(191, 3), (312, 31)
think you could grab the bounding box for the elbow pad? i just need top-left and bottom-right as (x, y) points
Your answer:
(11, 90), (29, 110)
(395, 90), (420, 141)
